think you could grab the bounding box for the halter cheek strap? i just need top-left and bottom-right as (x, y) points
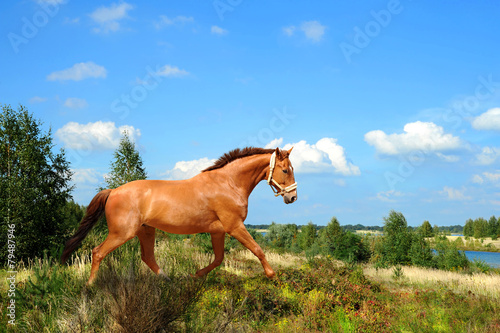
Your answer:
(267, 151), (298, 197)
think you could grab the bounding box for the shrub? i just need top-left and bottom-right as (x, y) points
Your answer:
(433, 240), (469, 270)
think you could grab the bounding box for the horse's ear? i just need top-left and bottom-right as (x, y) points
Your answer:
(287, 146), (294, 155)
(274, 147), (282, 160)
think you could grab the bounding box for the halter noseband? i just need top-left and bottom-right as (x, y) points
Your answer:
(267, 151), (298, 197)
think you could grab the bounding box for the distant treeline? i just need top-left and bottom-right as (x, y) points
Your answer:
(246, 223), (465, 234)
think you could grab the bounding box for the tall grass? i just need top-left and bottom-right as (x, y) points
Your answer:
(2, 236), (500, 332)
(364, 265), (500, 299)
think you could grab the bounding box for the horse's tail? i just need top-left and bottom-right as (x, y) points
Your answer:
(61, 189), (112, 264)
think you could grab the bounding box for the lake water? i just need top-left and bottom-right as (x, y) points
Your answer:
(464, 251), (500, 268)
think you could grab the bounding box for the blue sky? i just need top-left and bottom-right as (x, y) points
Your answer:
(2, 0), (500, 227)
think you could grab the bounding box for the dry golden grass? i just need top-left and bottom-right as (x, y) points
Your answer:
(446, 235), (500, 248)
(220, 249), (306, 276)
(355, 230), (383, 235)
(238, 249), (305, 268)
(364, 265), (500, 299)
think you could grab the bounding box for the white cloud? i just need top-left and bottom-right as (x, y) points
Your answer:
(472, 171), (500, 185)
(365, 121), (463, 155)
(471, 108), (500, 131)
(63, 17), (80, 25)
(475, 146), (500, 165)
(268, 137), (360, 176)
(484, 172), (500, 183)
(439, 186), (471, 201)
(300, 21), (326, 43)
(29, 96), (47, 104)
(264, 138), (283, 149)
(211, 25), (228, 35)
(283, 20), (326, 43)
(56, 121), (140, 150)
(333, 179), (346, 187)
(472, 174), (484, 184)
(154, 15), (194, 29)
(72, 168), (101, 184)
(162, 157), (216, 180)
(64, 97), (88, 109)
(435, 153), (460, 163)
(155, 65), (189, 78)
(372, 190), (404, 202)
(90, 2), (133, 33)
(47, 61), (107, 81)
(282, 26), (295, 36)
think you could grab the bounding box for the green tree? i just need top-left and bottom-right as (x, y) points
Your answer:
(409, 233), (434, 267)
(323, 217), (342, 250)
(379, 210), (413, 266)
(0, 105), (73, 264)
(463, 218), (474, 237)
(102, 131), (147, 190)
(298, 222), (317, 251)
(473, 218), (488, 239)
(433, 238), (469, 270)
(265, 222), (298, 251)
(321, 217), (369, 263)
(62, 199), (86, 229)
(487, 216), (498, 239)
(420, 220), (434, 237)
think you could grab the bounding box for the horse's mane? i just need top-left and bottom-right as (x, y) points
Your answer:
(202, 147), (274, 172)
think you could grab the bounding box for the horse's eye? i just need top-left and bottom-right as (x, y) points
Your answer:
(282, 169), (288, 174)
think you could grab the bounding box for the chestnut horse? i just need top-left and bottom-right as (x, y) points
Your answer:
(61, 147), (297, 284)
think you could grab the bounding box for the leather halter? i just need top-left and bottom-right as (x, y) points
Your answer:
(267, 151), (298, 197)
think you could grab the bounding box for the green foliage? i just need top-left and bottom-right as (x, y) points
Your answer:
(265, 222), (299, 252)
(6, 237), (500, 333)
(464, 216), (498, 239)
(472, 258), (491, 274)
(392, 265), (404, 281)
(409, 233), (434, 268)
(0, 105), (73, 264)
(433, 239), (469, 270)
(102, 131), (147, 190)
(473, 218), (489, 239)
(378, 210), (413, 266)
(193, 232), (242, 254)
(420, 220), (434, 237)
(18, 252), (66, 312)
(321, 217), (370, 263)
(62, 199), (86, 229)
(463, 218), (474, 237)
(373, 210), (471, 271)
(298, 222), (317, 251)
(488, 215), (499, 239)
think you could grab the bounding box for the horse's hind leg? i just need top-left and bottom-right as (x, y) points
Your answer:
(88, 232), (135, 285)
(195, 232), (225, 277)
(136, 225), (165, 276)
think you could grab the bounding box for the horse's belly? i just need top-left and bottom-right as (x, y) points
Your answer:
(144, 202), (220, 235)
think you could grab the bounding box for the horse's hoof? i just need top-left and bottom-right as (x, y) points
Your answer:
(158, 269), (171, 281)
(265, 271), (276, 279)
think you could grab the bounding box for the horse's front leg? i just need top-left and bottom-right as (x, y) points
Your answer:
(229, 226), (275, 278)
(195, 232), (225, 277)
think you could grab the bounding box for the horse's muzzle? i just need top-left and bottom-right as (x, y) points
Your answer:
(283, 191), (298, 204)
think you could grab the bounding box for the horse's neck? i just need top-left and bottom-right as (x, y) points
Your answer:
(223, 154), (271, 198)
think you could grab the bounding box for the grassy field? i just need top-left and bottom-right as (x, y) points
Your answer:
(1, 236), (500, 332)
(444, 236), (500, 252)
